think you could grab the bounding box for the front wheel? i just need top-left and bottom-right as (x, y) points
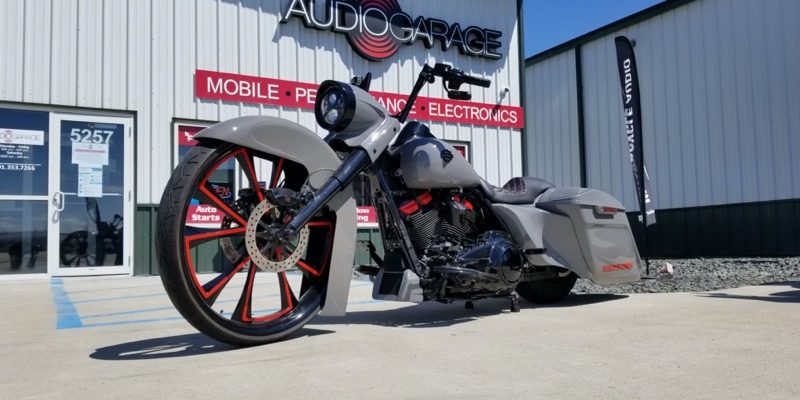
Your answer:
(516, 272), (577, 304)
(157, 140), (337, 346)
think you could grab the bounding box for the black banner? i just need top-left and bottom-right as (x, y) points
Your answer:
(615, 36), (656, 226)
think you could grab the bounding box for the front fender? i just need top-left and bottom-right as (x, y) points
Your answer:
(196, 116), (357, 317)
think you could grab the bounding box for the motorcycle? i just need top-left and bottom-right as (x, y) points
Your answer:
(157, 63), (642, 346)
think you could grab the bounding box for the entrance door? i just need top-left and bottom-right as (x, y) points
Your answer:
(49, 113), (133, 276)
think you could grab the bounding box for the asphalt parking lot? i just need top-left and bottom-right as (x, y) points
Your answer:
(1, 275), (798, 400)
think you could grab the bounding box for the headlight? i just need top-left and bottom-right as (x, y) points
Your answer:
(315, 81), (356, 132)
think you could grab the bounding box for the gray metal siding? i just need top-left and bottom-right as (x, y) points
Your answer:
(526, 0), (800, 211)
(523, 50), (581, 187)
(0, 0), (523, 204)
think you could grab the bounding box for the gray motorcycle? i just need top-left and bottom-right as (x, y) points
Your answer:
(157, 63), (641, 346)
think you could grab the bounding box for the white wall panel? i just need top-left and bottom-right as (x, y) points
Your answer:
(77, 0), (103, 108)
(526, 0), (800, 210)
(1, 0), (522, 203)
(23, 0), (51, 103)
(102, 0), (127, 109)
(0, 0), (24, 101)
(523, 50), (581, 187)
(49, 0), (78, 105)
(127, 0), (152, 202)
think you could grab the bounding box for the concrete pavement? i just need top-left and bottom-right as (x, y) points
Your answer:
(0, 275), (798, 399)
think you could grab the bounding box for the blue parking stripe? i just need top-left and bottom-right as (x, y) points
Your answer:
(54, 279), (377, 329)
(51, 279), (83, 329)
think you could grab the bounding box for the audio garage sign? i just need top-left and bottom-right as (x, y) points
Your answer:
(281, 0), (503, 61)
(195, 70), (523, 129)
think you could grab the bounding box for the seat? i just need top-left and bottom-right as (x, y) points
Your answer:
(479, 177), (554, 205)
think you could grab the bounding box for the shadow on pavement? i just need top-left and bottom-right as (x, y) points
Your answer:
(89, 328), (335, 360)
(540, 294), (628, 308)
(700, 281), (800, 304)
(312, 294), (627, 328)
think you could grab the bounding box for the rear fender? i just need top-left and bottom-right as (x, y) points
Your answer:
(195, 116), (357, 317)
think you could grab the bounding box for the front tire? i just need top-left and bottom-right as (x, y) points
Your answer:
(157, 140), (336, 346)
(516, 272), (577, 304)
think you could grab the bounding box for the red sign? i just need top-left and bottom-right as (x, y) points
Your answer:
(178, 125), (205, 146)
(195, 70), (523, 129)
(357, 206), (378, 228)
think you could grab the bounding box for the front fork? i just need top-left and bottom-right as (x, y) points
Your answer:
(280, 149), (372, 241)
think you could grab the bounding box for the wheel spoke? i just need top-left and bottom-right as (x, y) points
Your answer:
(197, 185), (247, 226)
(270, 158), (284, 188)
(231, 262), (257, 323)
(296, 260), (321, 277)
(185, 227), (247, 244)
(202, 255), (251, 306)
(235, 150), (265, 203)
(277, 272), (297, 310)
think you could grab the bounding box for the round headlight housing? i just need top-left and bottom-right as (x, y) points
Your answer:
(315, 81), (356, 132)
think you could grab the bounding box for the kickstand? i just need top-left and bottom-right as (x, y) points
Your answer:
(509, 292), (520, 313)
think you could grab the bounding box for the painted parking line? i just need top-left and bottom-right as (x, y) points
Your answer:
(51, 279), (83, 329)
(52, 279), (378, 330)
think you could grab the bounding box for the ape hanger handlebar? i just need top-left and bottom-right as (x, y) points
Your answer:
(394, 63), (492, 123)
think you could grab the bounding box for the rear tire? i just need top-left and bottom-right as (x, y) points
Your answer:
(516, 273), (577, 304)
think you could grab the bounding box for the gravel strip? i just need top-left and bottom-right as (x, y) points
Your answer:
(573, 257), (800, 294)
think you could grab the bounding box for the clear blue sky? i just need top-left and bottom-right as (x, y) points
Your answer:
(524, 0), (664, 57)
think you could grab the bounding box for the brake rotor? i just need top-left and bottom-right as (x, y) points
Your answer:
(244, 199), (309, 272)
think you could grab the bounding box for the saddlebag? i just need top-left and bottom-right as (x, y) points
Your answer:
(536, 188), (642, 284)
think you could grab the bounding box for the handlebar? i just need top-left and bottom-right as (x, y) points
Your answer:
(393, 63), (492, 123)
(432, 63), (491, 88)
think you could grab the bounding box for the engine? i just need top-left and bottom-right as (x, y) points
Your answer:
(396, 190), (524, 300)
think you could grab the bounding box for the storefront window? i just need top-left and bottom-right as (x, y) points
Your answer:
(0, 108), (49, 196)
(0, 201), (48, 274)
(0, 108), (50, 275)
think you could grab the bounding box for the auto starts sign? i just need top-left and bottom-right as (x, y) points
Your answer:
(281, 0), (503, 61)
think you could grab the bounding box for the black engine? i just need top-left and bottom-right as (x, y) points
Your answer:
(396, 190), (524, 300)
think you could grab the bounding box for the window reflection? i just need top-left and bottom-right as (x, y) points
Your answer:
(0, 201), (48, 274)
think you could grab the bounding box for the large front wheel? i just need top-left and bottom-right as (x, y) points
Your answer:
(157, 140), (336, 346)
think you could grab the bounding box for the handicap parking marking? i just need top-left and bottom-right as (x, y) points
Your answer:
(51, 279), (83, 329)
(52, 278), (378, 330)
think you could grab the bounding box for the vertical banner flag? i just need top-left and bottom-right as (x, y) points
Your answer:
(615, 36), (656, 227)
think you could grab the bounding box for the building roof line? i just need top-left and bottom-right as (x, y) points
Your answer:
(525, 0), (697, 66)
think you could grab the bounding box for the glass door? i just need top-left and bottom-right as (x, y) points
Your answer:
(49, 113), (133, 276)
(0, 108), (51, 276)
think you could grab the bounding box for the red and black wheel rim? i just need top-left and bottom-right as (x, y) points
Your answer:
(178, 144), (335, 333)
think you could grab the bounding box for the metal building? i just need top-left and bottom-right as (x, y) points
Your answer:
(0, 0), (525, 277)
(524, 0), (800, 257)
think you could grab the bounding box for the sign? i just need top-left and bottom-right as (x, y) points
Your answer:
(77, 166), (103, 198)
(195, 70), (523, 129)
(1, 128), (44, 145)
(614, 36), (656, 227)
(446, 141), (470, 163)
(0, 128), (45, 173)
(357, 206), (378, 228)
(71, 142), (110, 166)
(178, 125), (204, 147)
(186, 201), (227, 229)
(281, 0), (503, 62)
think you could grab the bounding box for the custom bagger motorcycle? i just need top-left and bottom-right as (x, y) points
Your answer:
(157, 64), (642, 345)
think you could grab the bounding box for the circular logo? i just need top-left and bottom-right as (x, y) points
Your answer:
(2, 130), (13, 143)
(342, 0), (404, 62)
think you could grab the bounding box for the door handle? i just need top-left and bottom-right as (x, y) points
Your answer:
(53, 191), (65, 212)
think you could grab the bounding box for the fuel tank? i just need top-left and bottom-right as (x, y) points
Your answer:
(393, 122), (481, 189)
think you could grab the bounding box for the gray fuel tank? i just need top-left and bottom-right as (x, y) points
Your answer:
(396, 137), (481, 189)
